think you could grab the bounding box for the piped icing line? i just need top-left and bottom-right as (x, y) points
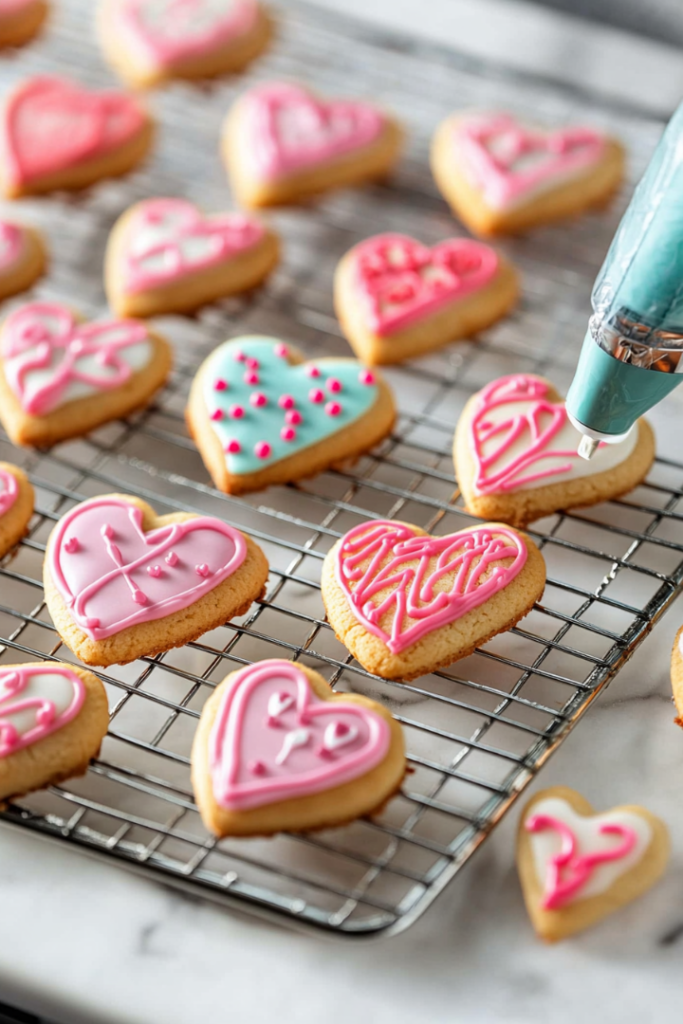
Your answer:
(0, 221), (23, 272)
(335, 520), (527, 655)
(0, 468), (18, 517)
(201, 337), (379, 476)
(120, 199), (265, 294)
(113, 0), (259, 70)
(526, 811), (638, 910)
(49, 496), (248, 641)
(1, 303), (151, 416)
(0, 665), (85, 757)
(1, 76), (147, 188)
(209, 660), (391, 810)
(240, 83), (386, 181)
(352, 233), (499, 336)
(454, 113), (606, 210)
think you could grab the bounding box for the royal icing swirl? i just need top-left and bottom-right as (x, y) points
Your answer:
(49, 496), (248, 641)
(201, 336), (378, 476)
(0, 665), (85, 757)
(1, 303), (152, 417)
(119, 199), (265, 294)
(352, 234), (499, 336)
(209, 660), (391, 810)
(454, 113), (606, 211)
(335, 519), (527, 654)
(468, 374), (637, 496)
(0, 468), (18, 517)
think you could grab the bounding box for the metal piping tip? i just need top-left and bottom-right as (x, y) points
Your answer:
(578, 435), (600, 461)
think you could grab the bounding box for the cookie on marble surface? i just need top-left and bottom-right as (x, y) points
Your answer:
(669, 625), (683, 725)
(517, 786), (669, 942)
(0, 461), (33, 558)
(431, 111), (624, 237)
(186, 335), (395, 495)
(0, 302), (172, 447)
(322, 518), (546, 681)
(334, 232), (518, 365)
(454, 373), (655, 527)
(223, 81), (403, 208)
(0, 0), (47, 48)
(192, 658), (406, 837)
(0, 220), (46, 302)
(44, 493), (269, 667)
(105, 198), (279, 318)
(0, 76), (153, 198)
(0, 661), (109, 802)
(98, 0), (271, 89)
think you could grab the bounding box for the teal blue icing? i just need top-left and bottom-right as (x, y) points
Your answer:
(201, 337), (379, 475)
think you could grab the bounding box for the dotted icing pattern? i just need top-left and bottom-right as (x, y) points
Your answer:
(201, 336), (378, 476)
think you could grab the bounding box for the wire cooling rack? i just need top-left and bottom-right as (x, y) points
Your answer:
(0, 0), (679, 938)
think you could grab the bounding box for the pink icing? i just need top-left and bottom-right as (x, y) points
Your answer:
(241, 83), (385, 181)
(2, 303), (150, 417)
(0, 665), (85, 757)
(116, 0), (258, 68)
(120, 198), (265, 294)
(455, 113), (606, 210)
(353, 234), (499, 336)
(1, 76), (147, 188)
(0, 468), (18, 517)
(526, 813), (638, 910)
(0, 0), (38, 11)
(335, 520), (527, 655)
(469, 374), (580, 495)
(209, 660), (391, 810)
(49, 496), (248, 640)
(0, 221), (23, 272)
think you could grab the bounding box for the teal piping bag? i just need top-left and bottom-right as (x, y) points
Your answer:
(566, 102), (683, 459)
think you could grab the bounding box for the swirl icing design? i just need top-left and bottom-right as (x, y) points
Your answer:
(115, 0), (258, 69)
(455, 113), (606, 210)
(0, 222), (23, 272)
(1, 303), (152, 416)
(202, 337), (378, 475)
(209, 660), (390, 810)
(241, 83), (385, 181)
(526, 797), (652, 910)
(353, 233), (499, 336)
(1, 76), (147, 188)
(0, 468), (18, 517)
(120, 199), (265, 294)
(335, 519), (527, 654)
(0, 665), (85, 758)
(469, 374), (637, 495)
(49, 496), (247, 640)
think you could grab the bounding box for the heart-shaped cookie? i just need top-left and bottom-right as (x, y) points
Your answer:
(0, 461), (33, 559)
(223, 82), (403, 207)
(454, 373), (655, 527)
(322, 518), (546, 680)
(335, 232), (518, 364)
(0, 0), (47, 49)
(517, 787), (669, 942)
(431, 111), (624, 236)
(187, 336), (395, 494)
(0, 661), (109, 801)
(0, 302), (172, 446)
(99, 0), (270, 88)
(105, 198), (279, 317)
(0, 75), (153, 198)
(192, 659), (405, 836)
(44, 493), (269, 666)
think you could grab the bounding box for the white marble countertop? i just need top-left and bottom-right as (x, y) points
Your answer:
(2, 3), (683, 1023)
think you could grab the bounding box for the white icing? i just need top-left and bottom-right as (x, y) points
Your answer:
(528, 797), (652, 902)
(323, 722), (359, 751)
(0, 671), (76, 738)
(134, 0), (241, 39)
(127, 208), (226, 276)
(275, 727), (311, 765)
(267, 692), (294, 719)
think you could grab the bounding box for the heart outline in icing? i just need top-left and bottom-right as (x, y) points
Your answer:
(0, 664), (85, 757)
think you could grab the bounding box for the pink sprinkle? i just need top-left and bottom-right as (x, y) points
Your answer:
(229, 404), (245, 419)
(64, 537), (79, 554)
(275, 343), (288, 358)
(334, 721), (350, 736)
(325, 401), (342, 416)
(250, 392), (267, 408)
(281, 426), (296, 441)
(165, 551), (178, 567)
(225, 439), (241, 453)
(246, 357), (259, 370)
(249, 760), (266, 775)
(244, 371), (259, 385)
(255, 441), (272, 459)
(327, 378), (342, 393)
(306, 366), (321, 378)
(211, 409), (224, 421)
(286, 409), (303, 425)
(133, 591), (148, 606)
(359, 370), (375, 386)
(316, 746), (333, 759)
(101, 523), (114, 539)
(233, 350), (245, 362)
(278, 394), (295, 409)
(309, 388), (324, 403)
(147, 565), (162, 578)
(214, 379), (228, 391)
(196, 563), (211, 578)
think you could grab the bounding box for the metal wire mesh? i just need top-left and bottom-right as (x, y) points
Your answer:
(0, 0), (678, 937)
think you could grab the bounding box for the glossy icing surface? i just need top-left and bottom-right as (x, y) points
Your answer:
(0, 666), (85, 757)
(209, 660), (391, 810)
(335, 519), (527, 654)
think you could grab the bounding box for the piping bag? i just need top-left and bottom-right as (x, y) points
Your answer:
(566, 102), (683, 459)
